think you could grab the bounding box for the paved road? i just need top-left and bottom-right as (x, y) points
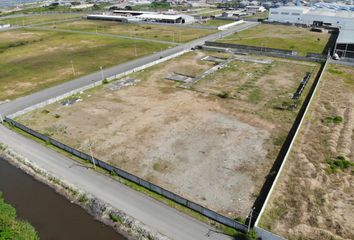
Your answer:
(0, 21), (258, 117)
(0, 125), (231, 240)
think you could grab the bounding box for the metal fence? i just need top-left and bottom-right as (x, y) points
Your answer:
(4, 117), (248, 232)
(201, 45), (326, 63)
(205, 41), (297, 55)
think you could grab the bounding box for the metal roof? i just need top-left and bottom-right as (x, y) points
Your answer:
(337, 28), (354, 44)
(137, 13), (183, 20)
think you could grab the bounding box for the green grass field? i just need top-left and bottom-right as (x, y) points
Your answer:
(0, 13), (83, 26)
(218, 24), (331, 56)
(243, 11), (268, 20)
(0, 29), (171, 100)
(0, 192), (38, 240)
(43, 19), (218, 43)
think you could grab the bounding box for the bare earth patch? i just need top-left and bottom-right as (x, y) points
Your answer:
(17, 51), (319, 218)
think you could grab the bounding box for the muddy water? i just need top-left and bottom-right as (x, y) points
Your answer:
(0, 157), (127, 240)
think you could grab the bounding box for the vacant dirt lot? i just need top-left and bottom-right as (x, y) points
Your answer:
(260, 64), (354, 240)
(17, 51), (319, 218)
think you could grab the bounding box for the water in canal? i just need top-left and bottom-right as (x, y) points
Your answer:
(0, 157), (127, 240)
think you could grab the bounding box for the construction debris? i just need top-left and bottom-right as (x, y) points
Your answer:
(107, 77), (140, 91)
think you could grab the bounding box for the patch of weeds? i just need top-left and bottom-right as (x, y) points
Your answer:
(217, 91), (230, 99)
(328, 68), (343, 75)
(78, 193), (89, 203)
(54, 114), (61, 119)
(41, 109), (50, 114)
(333, 116), (343, 124)
(326, 156), (354, 173)
(234, 216), (246, 224)
(273, 133), (286, 146)
(109, 213), (122, 223)
(323, 115), (343, 124)
(246, 229), (258, 240)
(152, 161), (169, 173)
(102, 79), (109, 84)
(248, 88), (262, 103)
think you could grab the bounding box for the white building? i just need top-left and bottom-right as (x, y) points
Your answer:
(246, 5), (266, 13)
(87, 11), (195, 24)
(334, 24), (354, 59)
(269, 6), (354, 27)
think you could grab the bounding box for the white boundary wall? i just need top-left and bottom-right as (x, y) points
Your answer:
(218, 20), (244, 30)
(8, 49), (190, 119)
(254, 59), (329, 239)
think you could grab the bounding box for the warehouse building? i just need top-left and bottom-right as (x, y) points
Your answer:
(268, 6), (354, 27)
(334, 25), (354, 59)
(87, 11), (194, 24)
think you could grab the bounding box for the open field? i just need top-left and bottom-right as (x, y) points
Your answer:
(217, 24), (331, 56)
(0, 28), (171, 101)
(44, 19), (218, 43)
(16, 51), (319, 218)
(0, 13), (83, 26)
(189, 9), (223, 17)
(243, 11), (268, 20)
(259, 64), (354, 240)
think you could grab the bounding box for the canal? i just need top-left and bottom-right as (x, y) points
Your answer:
(0, 157), (127, 240)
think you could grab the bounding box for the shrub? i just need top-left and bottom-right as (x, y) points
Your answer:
(41, 109), (50, 114)
(102, 79), (109, 84)
(109, 213), (122, 223)
(247, 229), (259, 240)
(326, 156), (354, 173)
(323, 115), (343, 124)
(217, 91), (230, 99)
(0, 192), (39, 239)
(333, 116), (343, 124)
(78, 194), (88, 203)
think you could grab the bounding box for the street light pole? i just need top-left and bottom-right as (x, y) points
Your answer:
(100, 66), (104, 81)
(71, 60), (76, 75)
(88, 141), (96, 169)
(247, 207), (255, 232)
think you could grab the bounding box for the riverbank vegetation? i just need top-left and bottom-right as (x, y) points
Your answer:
(0, 192), (39, 240)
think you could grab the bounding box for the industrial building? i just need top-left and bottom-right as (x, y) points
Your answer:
(334, 24), (354, 59)
(268, 6), (354, 27)
(87, 10), (194, 24)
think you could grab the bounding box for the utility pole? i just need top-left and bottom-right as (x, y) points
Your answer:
(100, 66), (104, 80)
(88, 141), (96, 169)
(247, 207), (255, 232)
